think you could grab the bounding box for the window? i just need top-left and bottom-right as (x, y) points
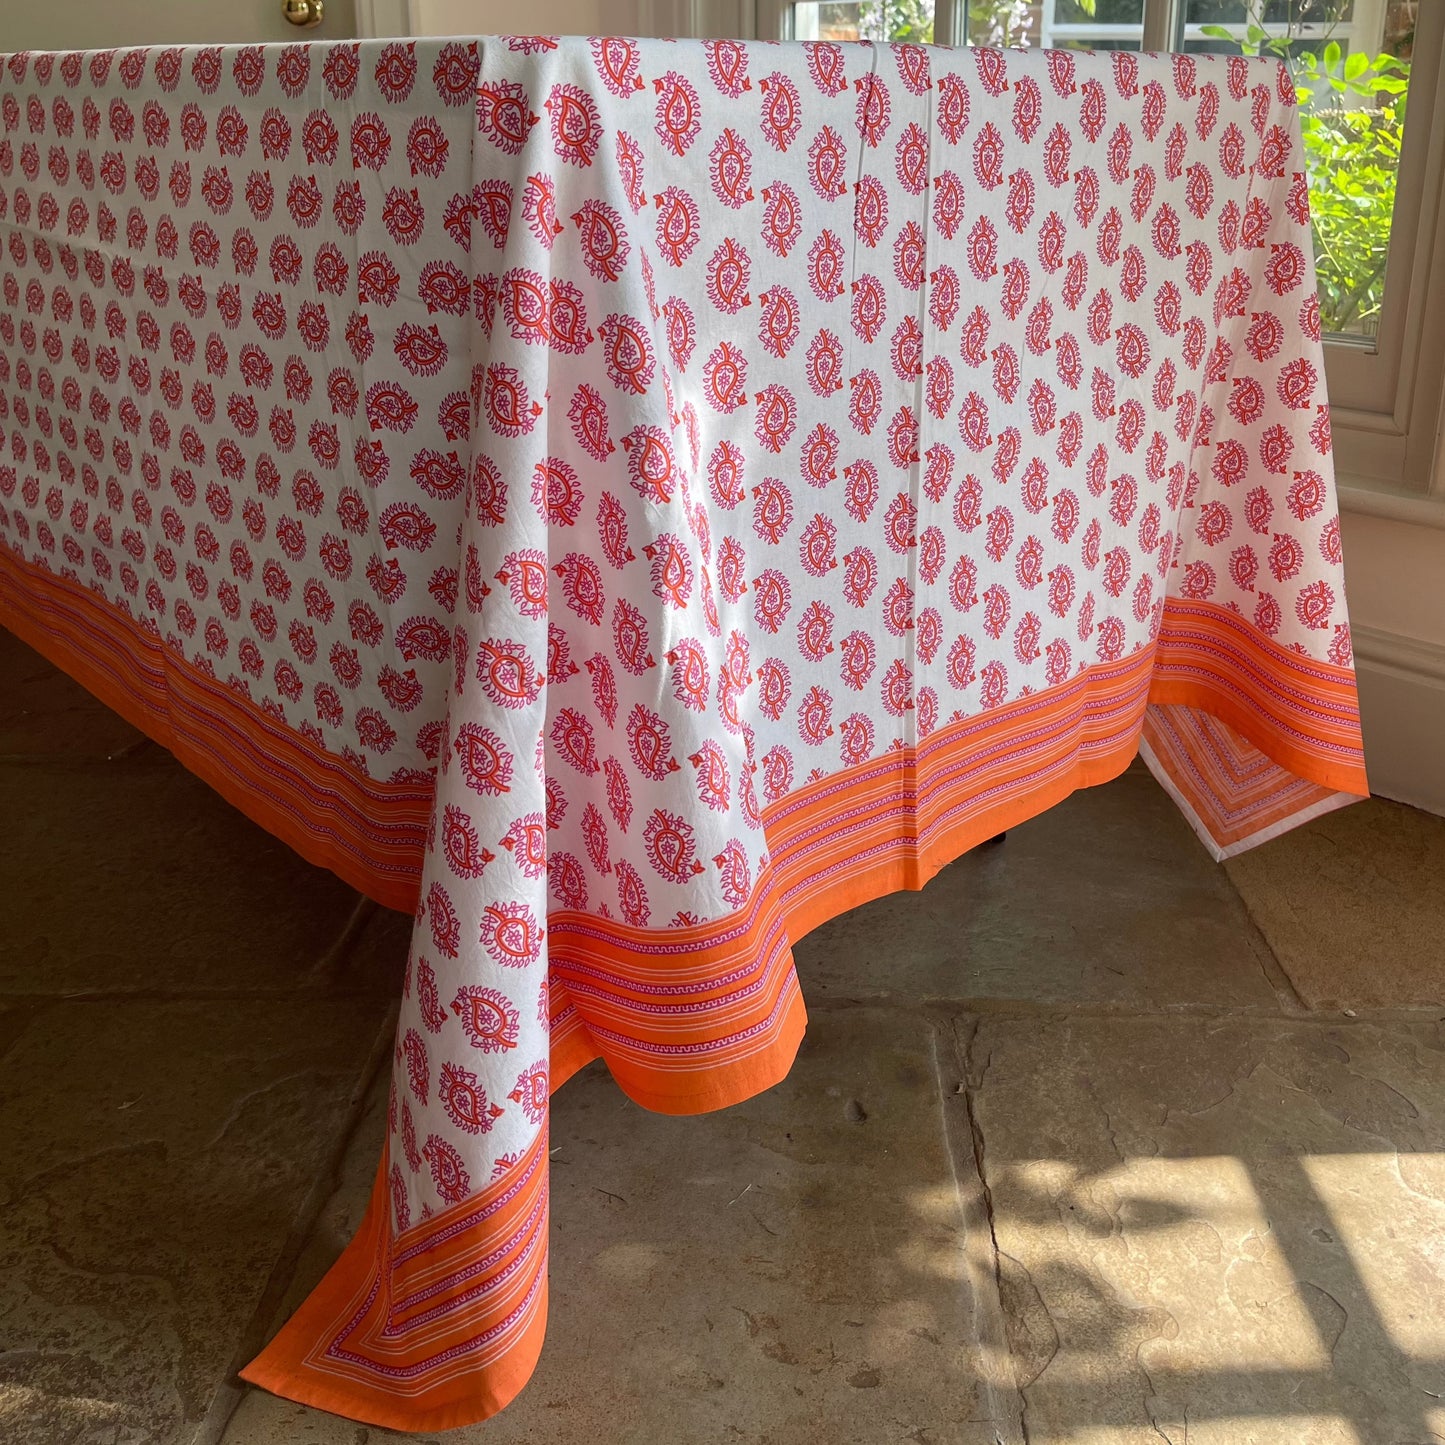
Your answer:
(1172, 4), (1413, 349)
(789, 0), (936, 44)
(1040, 0), (1147, 51)
(1037, 0), (1388, 58)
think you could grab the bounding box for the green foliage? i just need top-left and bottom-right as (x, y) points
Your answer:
(866, 0), (934, 44)
(966, 0), (1102, 48)
(1293, 54), (1407, 333)
(965, 0), (1031, 47)
(819, 0), (933, 43)
(1201, 7), (1410, 336)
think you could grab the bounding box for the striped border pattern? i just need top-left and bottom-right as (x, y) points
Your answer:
(1140, 703), (1359, 861)
(1141, 598), (1369, 858)
(241, 1126), (553, 1427)
(0, 547), (431, 910)
(5, 551), (1370, 1432)
(1148, 598), (1368, 795)
(768, 647), (1157, 936)
(538, 644), (1159, 1115)
(236, 650), (1164, 1431)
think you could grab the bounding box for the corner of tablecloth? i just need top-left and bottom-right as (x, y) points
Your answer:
(240, 1131), (552, 1433)
(1138, 715), (1363, 862)
(1140, 599), (1369, 859)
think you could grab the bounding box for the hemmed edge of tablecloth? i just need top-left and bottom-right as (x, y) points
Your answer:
(1138, 599), (1369, 856)
(0, 543), (430, 912)
(547, 642), (1166, 1120)
(1147, 598), (1369, 799)
(236, 648), (1160, 1430)
(1137, 731), (1361, 861)
(238, 1132), (552, 1434)
(581, 974), (809, 1115)
(9, 549), (1373, 1432)
(237, 993), (807, 1433)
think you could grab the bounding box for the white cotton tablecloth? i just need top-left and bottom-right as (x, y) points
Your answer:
(0, 35), (1367, 1429)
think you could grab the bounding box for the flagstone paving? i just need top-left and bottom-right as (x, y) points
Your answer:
(2, 632), (1442, 1445)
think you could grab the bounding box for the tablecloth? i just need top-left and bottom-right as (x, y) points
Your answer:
(0, 34), (1369, 1429)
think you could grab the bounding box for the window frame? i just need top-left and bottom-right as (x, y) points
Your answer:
(767, 0), (962, 45)
(1313, 0), (1445, 515)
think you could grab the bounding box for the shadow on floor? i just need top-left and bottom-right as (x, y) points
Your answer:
(2, 631), (1444, 1445)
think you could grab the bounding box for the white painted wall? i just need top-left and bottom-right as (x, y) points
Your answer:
(0, 0), (358, 48)
(1342, 512), (1445, 814)
(1344, 514), (1445, 643)
(414, 0), (630, 34)
(411, 0), (751, 39)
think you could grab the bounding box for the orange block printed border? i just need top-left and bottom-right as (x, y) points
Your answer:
(5, 552), (1368, 1431)
(1148, 597), (1368, 797)
(241, 646), (1169, 1431)
(1140, 701), (1360, 859)
(242, 1126), (555, 1427)
(1142, 599), (1368, 857)
(0, 546), (431, 911)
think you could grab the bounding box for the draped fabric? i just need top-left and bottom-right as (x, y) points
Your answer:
(0, 36), (1367, 1429)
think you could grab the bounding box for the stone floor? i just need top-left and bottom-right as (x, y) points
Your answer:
(2, 627), (1444, 1445)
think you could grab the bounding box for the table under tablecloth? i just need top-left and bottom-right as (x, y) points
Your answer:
(0, 33), (1368, 1429)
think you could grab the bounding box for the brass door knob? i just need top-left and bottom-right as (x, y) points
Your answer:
(282, 0), (324, 25)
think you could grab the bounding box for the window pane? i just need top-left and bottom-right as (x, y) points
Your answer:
(1177, 0), (1413, 341)
(1037, 0), (1143, 53)
(1184, 1), (1357, 24)
(1046, 35), (1144, 49)
(1058, 0), (1144, 20)
(966, 2), (1036, 47)
(791, 0), (934, 41)
(1047, 35), (1143, 51)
